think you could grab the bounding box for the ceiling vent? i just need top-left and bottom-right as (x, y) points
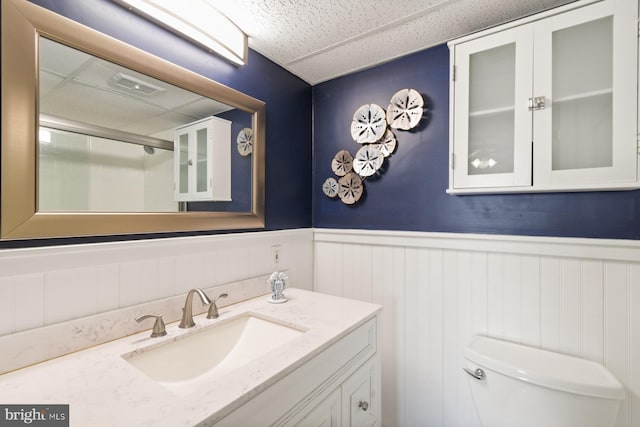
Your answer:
(110, 72), (165, 96)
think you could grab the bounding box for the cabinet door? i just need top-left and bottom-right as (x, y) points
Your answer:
(175, 128), (191, 200)
(173, 117), (231, 202)
(193, 124), (213, 199)
(291, 389), (341, 427)
(341, 358), (380, 427)
(174, 122), (213, 201)
(451, 25), (533, 190)
(532, 0), (638, 188)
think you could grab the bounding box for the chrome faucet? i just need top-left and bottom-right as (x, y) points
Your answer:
(179, 288), (211, 328)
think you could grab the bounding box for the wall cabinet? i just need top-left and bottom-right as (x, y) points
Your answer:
(215, 317), (381, 427)
(448, 0), (638, 193)
(174, 116), (231, 201)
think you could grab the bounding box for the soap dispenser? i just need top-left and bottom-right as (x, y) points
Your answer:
(267, 271), (288, 303)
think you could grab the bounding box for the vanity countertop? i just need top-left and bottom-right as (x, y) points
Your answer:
(0, 289), (381, 426)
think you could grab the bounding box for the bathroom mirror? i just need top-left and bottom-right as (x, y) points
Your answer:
(1, 0), (265, 239)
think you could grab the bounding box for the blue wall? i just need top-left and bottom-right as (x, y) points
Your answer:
(3, 0), (313, 247)
(313, 44), (640, 239)
(6, 2), (640, 245)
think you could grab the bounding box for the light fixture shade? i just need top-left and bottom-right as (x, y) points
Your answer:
(114, 0), (248, 65)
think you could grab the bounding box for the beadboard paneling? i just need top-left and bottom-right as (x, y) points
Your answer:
(314, 229), (640, 427)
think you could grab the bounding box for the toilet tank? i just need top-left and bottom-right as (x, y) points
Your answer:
(464, 336), (625, 427)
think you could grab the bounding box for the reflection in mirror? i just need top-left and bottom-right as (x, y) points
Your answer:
(38, 37), (253, 214)
(39, 125), (176, 212)
(1, 0), (264, 239)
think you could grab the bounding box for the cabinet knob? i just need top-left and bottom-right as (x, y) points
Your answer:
(188, 159), (193, 166)
(358, 401), (369, 411)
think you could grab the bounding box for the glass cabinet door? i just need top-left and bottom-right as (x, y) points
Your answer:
(533, 0), (637, 187)
(176, 131), (190, 199)
(195, 127), (210, 194)
(173, 116), (231, 202)
(174, 121), (212, 201)
(451, 26), (533, 189)
(449, 0), (638, 194)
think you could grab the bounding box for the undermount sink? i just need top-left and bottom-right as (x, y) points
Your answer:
(123, 314), (305, 396)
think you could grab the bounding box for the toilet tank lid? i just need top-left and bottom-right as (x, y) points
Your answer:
(464, 336), (625, 400)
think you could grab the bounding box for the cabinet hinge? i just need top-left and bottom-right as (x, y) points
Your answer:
(637, 21), (640, 37)
(450, 153), (455, 170)
(451, 65), (456, 82)
(637, 135), (640, 154)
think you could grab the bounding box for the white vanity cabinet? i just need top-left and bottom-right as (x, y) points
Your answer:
(279, 358), (380, 427)
(174, 116), (231, 201)
(214, 316), (381, 427)
(340, 357), (379, 427)
(0, 289), (380, 427)
(448, 0), (638, 194)
(292, 388), (341, 427)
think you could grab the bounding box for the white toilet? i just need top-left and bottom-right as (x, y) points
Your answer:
(464, 336), (625, 427)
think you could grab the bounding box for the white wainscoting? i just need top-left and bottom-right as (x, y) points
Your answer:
(0, 229), (313, 338)
(314, 229), (640, 427)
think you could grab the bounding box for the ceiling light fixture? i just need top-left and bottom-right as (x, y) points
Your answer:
(114, 0), (248, 65)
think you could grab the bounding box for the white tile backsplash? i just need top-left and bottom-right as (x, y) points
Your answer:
(95, 265), (121, 313)
(174, 252), (216, 293)
(0, 229), (314, 338)
(0, 229), (314, 374)
(13, 274), (45, 333)
(45, 265), (120, 324)
(216, 247), (251, 285)
(0, 277), (14, 335)
(119, 257), (176, 307)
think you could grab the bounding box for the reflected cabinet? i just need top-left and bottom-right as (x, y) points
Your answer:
(448, 0), (638, 193)
(174, 116), (231, 202)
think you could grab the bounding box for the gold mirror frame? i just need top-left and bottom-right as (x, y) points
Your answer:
(1, 0), (265, 240)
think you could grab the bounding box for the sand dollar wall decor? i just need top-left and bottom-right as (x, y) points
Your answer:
(331, 150), (353, 176)
(387, 89), (424, 130)
(350, 104), (387, 143)
(322, 89), (425, 205)
(236, 128), (253, 156)
(375, 129), (397, 157)
(338, 172), (363, 205)
(322, 177), (339, 198)
(353, 145), (383, 178)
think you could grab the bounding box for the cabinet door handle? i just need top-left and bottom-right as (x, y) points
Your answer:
(528, 96), (546, 111)
(358, 401), (369, 411)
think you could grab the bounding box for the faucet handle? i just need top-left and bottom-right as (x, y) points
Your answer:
(135, 314), (167, 338)
(207, 293), (228, 319)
